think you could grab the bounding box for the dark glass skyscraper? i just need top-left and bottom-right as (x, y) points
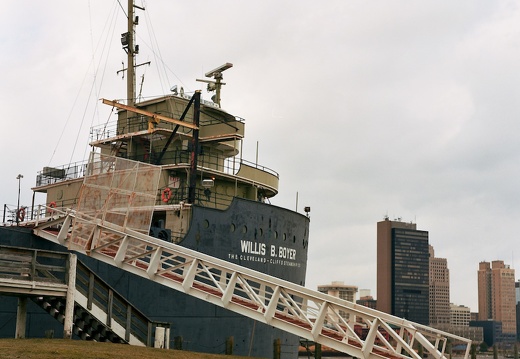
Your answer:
(377, 218), (430, 325)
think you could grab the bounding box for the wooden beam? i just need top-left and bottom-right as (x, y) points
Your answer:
(101, 98), (199, 130)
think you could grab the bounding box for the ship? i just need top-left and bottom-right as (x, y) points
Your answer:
(0, 2), (310, 357)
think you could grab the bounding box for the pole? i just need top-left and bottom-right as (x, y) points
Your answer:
(16, 174), (23, 224)
(188, 91), (201, 204)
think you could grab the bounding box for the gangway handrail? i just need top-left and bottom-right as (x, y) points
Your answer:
(0, 244), (168, 347)
(32, 209), (471, 359)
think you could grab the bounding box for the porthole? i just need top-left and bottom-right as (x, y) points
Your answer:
(283, 233), (287, 241)
(203, 219), (209, 228)
(259, 228), (263, 237)
(242, 225), (248, 234)
(274, 231), (278, 239)
(230, 223), (235, 233)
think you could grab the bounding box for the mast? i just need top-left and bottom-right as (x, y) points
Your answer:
(120, 0), (143, 156)
(127, 0), (135, 106)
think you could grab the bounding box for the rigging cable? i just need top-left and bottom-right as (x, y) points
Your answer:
(141, 0), (193, 120)
(115, 0), (128, 18)
(47, 1), (120, 167)
(142, 0), (190, 94)
(80, 0), (121, 163)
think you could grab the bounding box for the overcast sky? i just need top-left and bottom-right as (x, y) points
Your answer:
(2, 1), (520, 313)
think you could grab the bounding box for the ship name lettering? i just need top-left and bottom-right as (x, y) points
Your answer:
(278, 246), (296, 260)
(240, 240), (266, 256)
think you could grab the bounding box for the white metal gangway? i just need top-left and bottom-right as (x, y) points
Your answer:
(31, 208), (471, 359)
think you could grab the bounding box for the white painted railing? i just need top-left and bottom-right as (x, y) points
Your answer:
(32, 209), (471, 359)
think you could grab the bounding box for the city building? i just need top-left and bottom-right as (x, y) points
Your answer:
(429, 245), (450, 326)
(357, 295), (377, 310)
(376, 217), (429, 325)
(469, 320), (502, 347)
(359, 289), (371, 298)
(450, 303), (471, 327)
(470, 312), (478, 322)
(318, 281), (358, 321)
(436, 323), (483, 345)
(515, 280), (520, 341)
(477, 260), (516, 343)
(434, 304), (482, 344)
(356, 290), (377, 325)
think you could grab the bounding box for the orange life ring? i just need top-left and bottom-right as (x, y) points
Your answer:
(161, 188), (172, 203)
(17, 207), (26, 222)
(48, 201), (57, 215)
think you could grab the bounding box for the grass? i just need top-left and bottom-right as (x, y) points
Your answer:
(0, 339), (255, 359)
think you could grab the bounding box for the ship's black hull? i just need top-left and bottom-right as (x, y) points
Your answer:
(0, 198), (310, 358)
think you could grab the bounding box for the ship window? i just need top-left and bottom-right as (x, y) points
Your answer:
(230, 223), (235, 233)
(283, 233), (287, 241)
(259, 228), (263, 237)
(274, 231), (278, 239)
(242, 225), (248, 234)
(203, 219), (209, 228)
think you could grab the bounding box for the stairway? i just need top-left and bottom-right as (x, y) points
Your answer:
(0, 245), (169, 347)
(34, 296), (125, 343)
(113, 140), (128, 158)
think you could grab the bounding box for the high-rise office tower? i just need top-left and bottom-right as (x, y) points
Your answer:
(429, 245), (450, 326)
(376, 217), (429, 324)
(516, 281), (520, 340)
(477, 260), (516, 338)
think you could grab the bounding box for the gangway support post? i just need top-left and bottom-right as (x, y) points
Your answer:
(15, 296), (27, 339)
(63, 253), (77, 339)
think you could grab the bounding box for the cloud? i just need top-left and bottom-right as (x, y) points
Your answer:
(2, 0), (520, 314)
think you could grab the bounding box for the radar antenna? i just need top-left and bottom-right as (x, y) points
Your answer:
(196, 62), (233, 107)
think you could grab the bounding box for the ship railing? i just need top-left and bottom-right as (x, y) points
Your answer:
(90, 120), (120, 142)
(234, 158), (278, 178)
(2, 203), (51, 225)
(1, 202), (78, 227)
(89, 109), (245, 143)
(164, 91), (223, 109)
(121, 149), (278, 179)
(2, 204), (24, 225)
(36, 161), (89, 187)
(90, 115), (174, 142)
(156, 185), (239, 211)
(35, 151), (277, 190)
